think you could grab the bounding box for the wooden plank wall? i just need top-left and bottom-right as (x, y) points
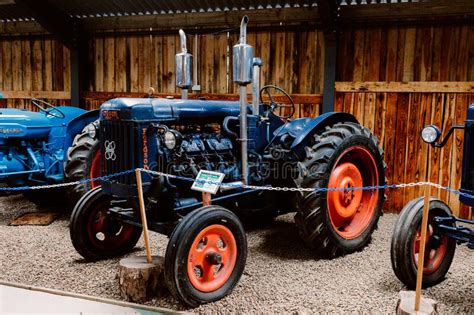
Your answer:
(86, 30), (325, 95)
(0, 38), (70, 110)
(336, 25), (474, 217)
(337, 25), (474, 82)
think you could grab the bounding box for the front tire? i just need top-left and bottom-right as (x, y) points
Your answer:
(390, 197), (456, 288)
(294, 122), (386, 257)
(70, 187), (142, 261)
(164, 205), (247, 307)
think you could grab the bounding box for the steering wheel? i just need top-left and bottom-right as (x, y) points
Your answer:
(31, 98), (65, 118)
(259, 85), (295, 120)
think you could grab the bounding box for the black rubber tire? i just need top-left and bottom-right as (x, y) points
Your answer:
(293, 122), (386, 257)
(164, 205), (247, 307)
(64, 121), (100, 205)
(390, 197), (456, 288)
(70, 187), (142, 261)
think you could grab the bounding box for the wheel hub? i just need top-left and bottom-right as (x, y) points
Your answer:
(328, 162), (363, 219)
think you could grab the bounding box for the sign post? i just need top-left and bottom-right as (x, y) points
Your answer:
(191, 170), (225, 206)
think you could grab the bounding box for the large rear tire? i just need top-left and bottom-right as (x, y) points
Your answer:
(390, 197), (456, 288)
(164, 205), (247, 307)
(70, 187), (142, 261)
(293, 122), (386, 257)
(64, 121), (101, 205)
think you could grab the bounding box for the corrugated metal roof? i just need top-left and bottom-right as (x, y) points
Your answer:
(0, 0), (423, 22)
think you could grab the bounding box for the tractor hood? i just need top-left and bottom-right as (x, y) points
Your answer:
(0, 108), (52, 138)
(100, 98), (246, 123)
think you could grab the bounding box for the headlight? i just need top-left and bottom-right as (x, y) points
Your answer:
(164, 131), (177, 149)
(87, 124), (97, 139)
(421, 125), (441, 144)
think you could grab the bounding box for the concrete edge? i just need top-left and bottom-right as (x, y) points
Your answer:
(0, 280), (187, 315)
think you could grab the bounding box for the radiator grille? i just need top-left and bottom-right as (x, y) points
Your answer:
(100, 120), (138, 186)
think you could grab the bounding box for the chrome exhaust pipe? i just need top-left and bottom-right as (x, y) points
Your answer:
(175, 29), (193, 99)
(233, 16), (254, 184)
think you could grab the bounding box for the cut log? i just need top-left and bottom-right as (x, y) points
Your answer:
(396, 291), (438, 315)
(117, 255), (165, 303)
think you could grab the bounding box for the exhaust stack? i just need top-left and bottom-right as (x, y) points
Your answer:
(233, 16), (254, 184)
(175, 29), (193, 99)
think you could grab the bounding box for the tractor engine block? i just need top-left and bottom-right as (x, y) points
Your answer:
(164, 129), (240, 182)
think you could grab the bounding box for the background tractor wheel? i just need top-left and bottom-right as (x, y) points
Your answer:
(164, 205), (247, 307)
(64, 121), (101, 205)
(293, 122), (386, 257)
(70, 187), (142, 261)
(391, 197), (456, 288)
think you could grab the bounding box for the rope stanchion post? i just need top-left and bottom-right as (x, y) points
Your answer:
(135, 169), (152, 264)
(414, 185), (431, 311)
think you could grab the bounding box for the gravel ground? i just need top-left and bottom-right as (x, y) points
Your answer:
(0, 194), (473, 313)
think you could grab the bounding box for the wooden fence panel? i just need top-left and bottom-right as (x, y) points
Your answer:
(337, 26), (474, 82)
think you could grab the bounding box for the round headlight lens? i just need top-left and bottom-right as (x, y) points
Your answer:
(87, 124), (97, 139)
(421, 125), (440, 144)
(164, 131), (177, 149)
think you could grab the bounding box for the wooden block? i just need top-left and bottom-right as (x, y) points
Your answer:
(118, 255), (165, 303)
(396, 291), (438, 315)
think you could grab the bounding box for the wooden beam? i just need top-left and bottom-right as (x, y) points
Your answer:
(2, 2), (474, 36)
(335, 81), (474, 93)
(1, 91), (70, 99)
(83, 7), (318, 32)
(14, 0), (80, 48)
(81, 91), (323, 104)
(339, 0), (474, 27)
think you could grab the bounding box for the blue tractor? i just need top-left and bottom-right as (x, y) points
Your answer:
(391, 105), (474, 288)
(70, 17), (386, 306)
(0, 98), (101, 205)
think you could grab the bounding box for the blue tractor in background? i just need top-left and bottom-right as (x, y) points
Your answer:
(391, 105), (474, 289)
(0, 98), (101, 205)
(69, 17), (386, 306)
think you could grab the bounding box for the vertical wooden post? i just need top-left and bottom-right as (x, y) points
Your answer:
(414, 185), (431, 311)
(202, 192), (211, 206)
(136, 169), (152, 264)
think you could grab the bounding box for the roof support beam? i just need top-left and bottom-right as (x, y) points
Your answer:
(316, 0), (339, 113)
(14, 0), (80, 48)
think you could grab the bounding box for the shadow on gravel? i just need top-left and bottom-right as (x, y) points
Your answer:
(255, 219), (322, 261)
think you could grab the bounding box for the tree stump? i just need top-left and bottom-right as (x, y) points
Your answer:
(118, 255), (165, 303)
(396, 291), (438, 315)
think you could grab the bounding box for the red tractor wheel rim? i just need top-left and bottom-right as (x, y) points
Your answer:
(90, 150), (101, 189)
(86, 203), (135, 251)
(187, 224), (237, 293)
(327, 146), (379, 239)
(412, 224), (448, 274)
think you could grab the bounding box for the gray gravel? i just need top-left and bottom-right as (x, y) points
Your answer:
(0, 194), (473, 313)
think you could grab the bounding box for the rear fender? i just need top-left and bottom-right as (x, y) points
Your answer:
(286, 112), (358, 158)
(51, 110), (99, 157)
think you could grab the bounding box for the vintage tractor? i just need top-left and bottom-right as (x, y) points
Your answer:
(70, 17), (386, 306)
(391, 106), (474, 288)
(0, 99), (101, 205)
